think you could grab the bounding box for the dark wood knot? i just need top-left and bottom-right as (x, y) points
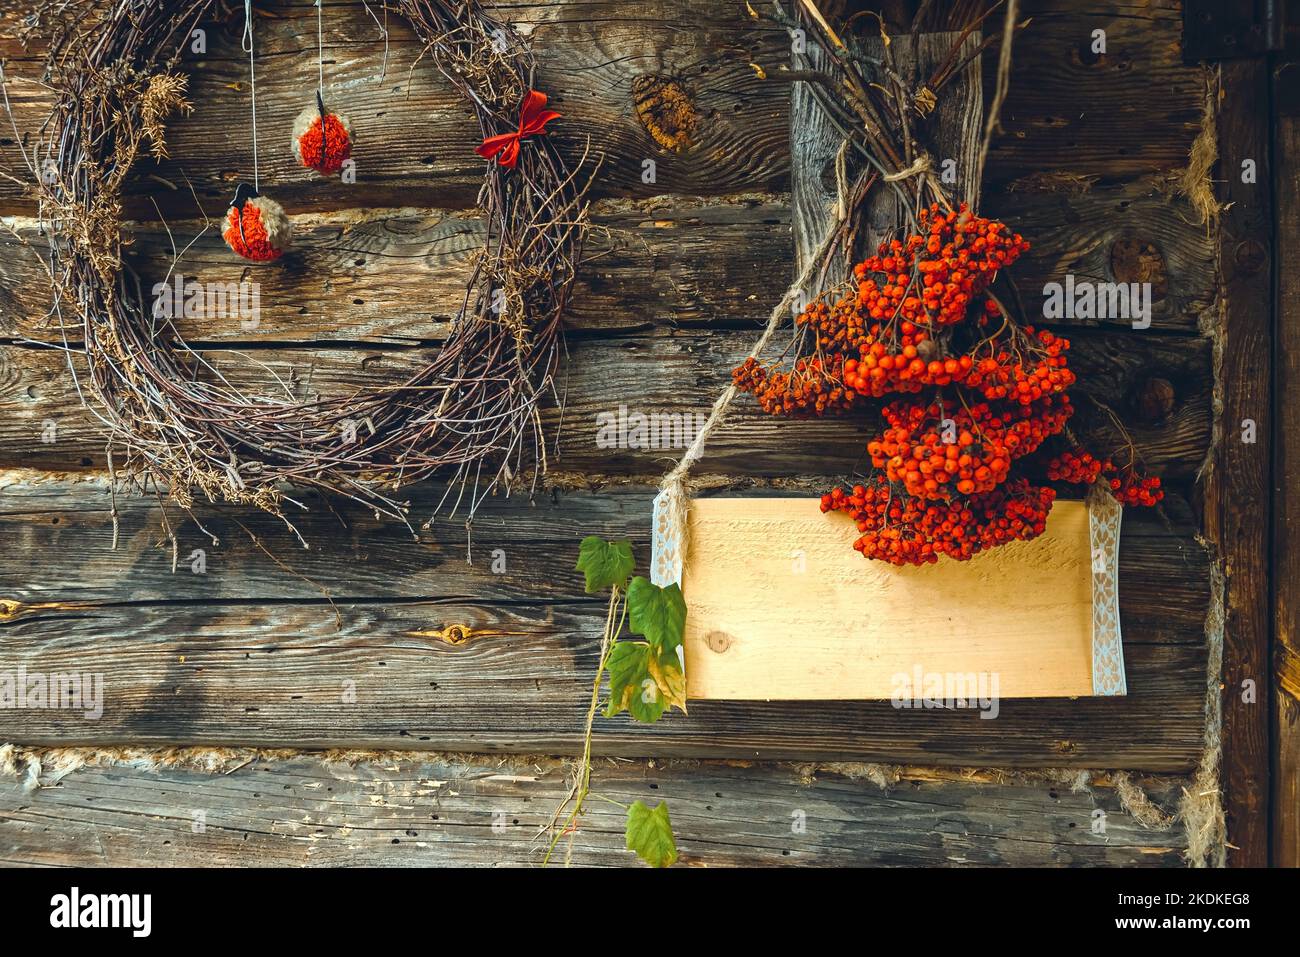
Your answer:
(633, 75), (699, 153)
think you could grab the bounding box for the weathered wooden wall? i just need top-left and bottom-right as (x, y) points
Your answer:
(0, 0), (1226, 866)
(0, 749), (1187, 866)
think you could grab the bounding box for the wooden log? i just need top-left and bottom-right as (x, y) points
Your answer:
(0, 592), (1204, 765)
(988, 179), (1216, 336)
(1205, 61), (1272, 868)
(1273, 58), (1299, 869)
(0, 473), (1209, 619)
(1, 200), (803, 343)
(0, 1), (1208, 217)
(0, 326), (1213, 482)
(0, 0), (792, 217)
(0, 753), (1188, 867)
(985, 0), (1206, 187)
(0, 182), (1214, 344)
(0, 476), (1211, 642)
(0, 475), (1207, 767)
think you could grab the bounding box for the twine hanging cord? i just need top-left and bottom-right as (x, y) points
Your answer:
(656, 162), (861, 545)
(316, 0), (325, 98)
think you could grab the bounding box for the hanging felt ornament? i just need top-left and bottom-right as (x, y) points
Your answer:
(294, 3), (352, 177)
(224, 183), (292, 262)
(223, 0), (290, 262)
(293, 91), (352, 176)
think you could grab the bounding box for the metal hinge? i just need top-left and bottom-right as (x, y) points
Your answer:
(1183, 0), (1286, 63)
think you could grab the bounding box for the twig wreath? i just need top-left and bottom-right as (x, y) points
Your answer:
(31, 0), (591, 538)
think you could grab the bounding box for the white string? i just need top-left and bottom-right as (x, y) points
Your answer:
(242, 0), (259, 192)
(316, 0), (325, 99)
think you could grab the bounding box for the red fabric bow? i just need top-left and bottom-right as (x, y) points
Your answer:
(476, 89), (561, 169)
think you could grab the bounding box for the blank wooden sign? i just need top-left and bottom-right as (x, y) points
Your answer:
(680, 498), (1096, 700)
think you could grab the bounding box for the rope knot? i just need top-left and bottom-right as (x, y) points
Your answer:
(883, 153), (933, 183)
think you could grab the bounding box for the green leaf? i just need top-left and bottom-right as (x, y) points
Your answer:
(604, 642), (665, 723)
(627, 577), (686, 654)
(605, 641), (686, 723)
(576, 536), (634, 594)
(625, 800), (677, 868)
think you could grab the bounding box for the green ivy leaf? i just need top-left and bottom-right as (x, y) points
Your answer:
(627, 577), (686, 654)
(576, 536), (634, 594)
(625, 800), (677, 868)
(605, 642), (665, 723)
(605, 642), (686, 723)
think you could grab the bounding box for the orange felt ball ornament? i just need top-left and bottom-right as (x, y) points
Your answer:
(293, 94), (352, 176)
(223, 184), (292, 262)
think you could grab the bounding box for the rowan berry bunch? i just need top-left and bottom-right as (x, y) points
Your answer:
(734, 203), (1163, 565)
(846, 204), (1030, 330)
(869, 395), (1073, 501)
(1044, 449), (1165, 507)
(963, 328), (1076, 404)
(733, 354), (856, 418)
(1109, 472), (1163, 507)
(1044, 449), (1106, 485)
(820, 477), (1056, 566)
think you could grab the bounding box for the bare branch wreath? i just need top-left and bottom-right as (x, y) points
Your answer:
(21, 0), (592, 544)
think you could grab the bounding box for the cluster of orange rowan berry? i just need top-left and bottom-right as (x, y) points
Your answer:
(1109, 472), (1164, 507)
(851, 204), (1031, 328)
(1044, 449), (1165, 506)
(820, 477), (1056, 565)
(964, 328), (1075, 403)
(733, 203), (1162, 565)
(869, 396), (1073, 501)
(736, 205), (1046, 414)
(732, 355), (856, 418)
(1044, 449), (1106, 485)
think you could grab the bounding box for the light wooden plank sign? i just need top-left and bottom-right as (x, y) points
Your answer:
(679, 497), (1102, 701)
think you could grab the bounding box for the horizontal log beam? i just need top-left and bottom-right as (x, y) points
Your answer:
(0, 476), (1210, 635)
(0, 752), (1189, 866)
(0, 181), (1213, 344)
(0, 594), (1205, 766)
(0, 1), (1208, 217)
(0, 478), (1209, 768)
(0, 324), (1213, 482)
